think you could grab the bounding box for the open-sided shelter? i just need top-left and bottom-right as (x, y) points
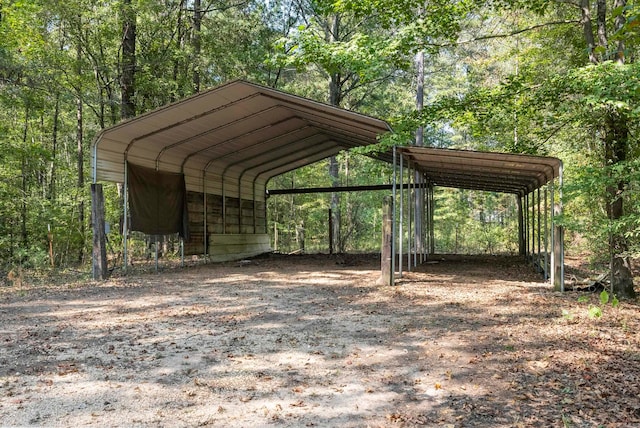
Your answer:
(91, 80), (392, 274)
(390, 146), (564, 289)
(90, 79), (564, 290)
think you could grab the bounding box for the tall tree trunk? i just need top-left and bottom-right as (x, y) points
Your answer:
(21, 109), (28, 250)
(414, 49), (425, 258)
(119, 0), (137, 239)
(172, 0), (187, 100)
(580, 0), (635, 297)
(121, 0), (136, 120)
(604, 110), (635, 298)
(193, 0), (202, 93)
(329, 155), (340, 253)
(50, 94), (59, 200)
(328, 13), (341, 254)
(77, 38), (85, 264)
(596, 0), (607, 49)
(606, 1), (634, 298)
(580, 0), (597, 64)
(614, 0), (626, 63)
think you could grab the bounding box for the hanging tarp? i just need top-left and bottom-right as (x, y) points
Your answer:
(127, 162), (190, 239)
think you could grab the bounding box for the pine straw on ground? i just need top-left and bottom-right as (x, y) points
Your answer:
(1, 254), (639, 427)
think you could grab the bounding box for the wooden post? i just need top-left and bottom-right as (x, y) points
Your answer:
(47, 224), (54, 267)
(525, 193), (529, 259)
(550, 175), (565, 291)
(91, 183), (109, 280)
(378, 196), (393, 286)
(429, 185), (435, 254)
(273, 222), (278, 251)
(328, 208), (334, 254)
(544, 186), (549, 280)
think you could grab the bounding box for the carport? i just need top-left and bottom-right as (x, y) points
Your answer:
(90, 79), (563, 290)
(391, 146), (564, 290)
(90, 80), (392, 278)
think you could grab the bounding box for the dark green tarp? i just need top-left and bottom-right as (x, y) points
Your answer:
(127, 162), (190, 239)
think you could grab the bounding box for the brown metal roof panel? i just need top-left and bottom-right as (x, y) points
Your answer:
(203, 134), (332, 174)
(425, 170), (540, 187)
(428, 174), (529, 192)
(218, 138), (341, 179)
(200, 134), (326, 168)
(398, 146), (561, 193)
(432, 181), (519, 193)
(185, 127), (322, 172)
(236, 138), (337, 181)
(139, 114), (286, 167)
(429, 175), (533, 190)
(399, 147), (561, 184)
(292, 110), (387, 136)
(157, 109), (272, 147)
(256, 144), (345, 181)
(426, 170), (546, 188)
(430, 178), (527, 194)
(159, 120), (284, 164)
(421, 166), (546, 190)
(410, 155), (547, 175)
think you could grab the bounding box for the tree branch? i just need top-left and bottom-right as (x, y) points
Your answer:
(431, 20), (581, 48)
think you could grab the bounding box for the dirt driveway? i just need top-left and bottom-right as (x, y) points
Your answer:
(1, 254), (639, 427)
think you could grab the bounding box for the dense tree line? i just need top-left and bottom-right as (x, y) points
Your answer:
(1, 0), (638, 296)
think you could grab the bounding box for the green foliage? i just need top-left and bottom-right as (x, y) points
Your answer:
(335, 0), (477, 56)
(564, 158), (640, 260)
(432, 189), (518, 254)
(565, 290), (621, 322)
(267, 153), (397, 253)
(584, 290), (620, 320)
(587, 305), (603, 319)
(611, 2), (640, 45)
(389, 6), (640, 264)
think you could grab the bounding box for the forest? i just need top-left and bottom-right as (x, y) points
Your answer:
(0, 0), (639, 296)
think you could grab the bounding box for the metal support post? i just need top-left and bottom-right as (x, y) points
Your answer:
(391, 146), (397, 283)
(544, 185), (548, 280)
(537, 187), (542, 272)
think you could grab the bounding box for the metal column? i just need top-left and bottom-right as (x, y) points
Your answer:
(391, 146), (397, 284)
(399, 153), (404, 277)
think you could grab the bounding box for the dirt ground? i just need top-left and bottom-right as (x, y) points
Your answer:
(1, 253), (639, 427)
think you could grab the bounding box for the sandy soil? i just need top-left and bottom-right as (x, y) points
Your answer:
(1, 254), (639, 427)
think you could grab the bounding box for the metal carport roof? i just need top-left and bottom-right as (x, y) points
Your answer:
(397, 146), (562, 195)
(91, 80), (392, 200)
(91, 79), (561, 198)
